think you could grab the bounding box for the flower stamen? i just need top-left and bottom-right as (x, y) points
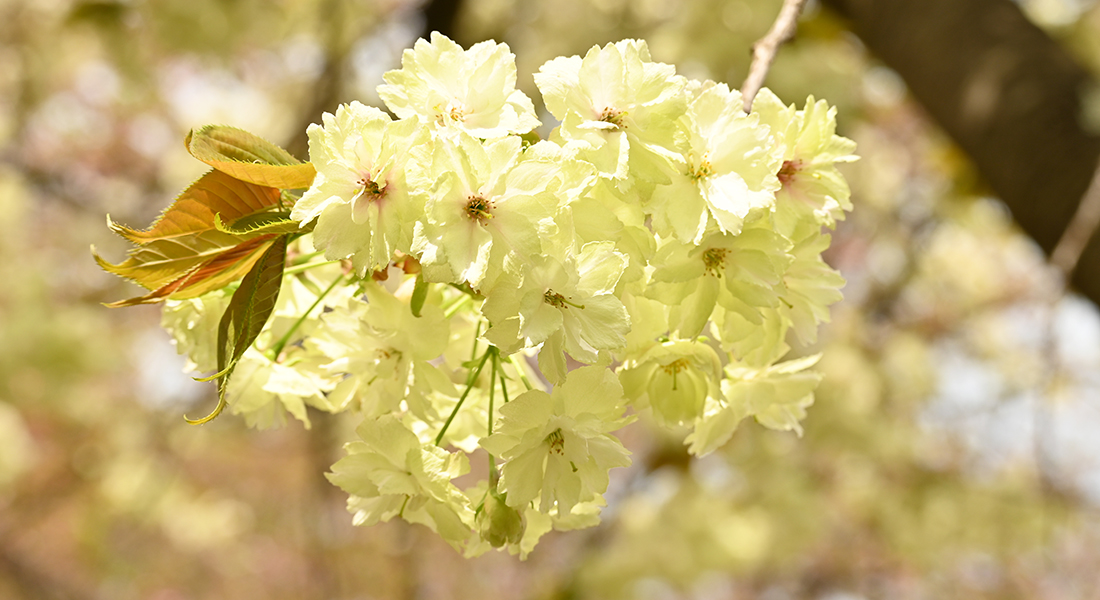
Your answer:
(355, 177), (386, 202)
(465, 195), (494, 225)
(376, 348), (401, 361)
(436, 101), (469, 125)
(547, 428), (565, 455)
(544, 290), (585, 309)
(598, 106), (626, 128)
(778, 159), (802, 186)
(688, 153), (713, 182)
(661, 358), (690, 391)
(702, 248), (728, 277)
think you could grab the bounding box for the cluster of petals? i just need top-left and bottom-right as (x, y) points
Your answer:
(161, 33), (856, 556)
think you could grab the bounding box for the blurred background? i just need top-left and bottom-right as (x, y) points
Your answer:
(3, 0), (1100, 598)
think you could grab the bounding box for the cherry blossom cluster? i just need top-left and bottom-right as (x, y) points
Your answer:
(162, 33), (856, 556)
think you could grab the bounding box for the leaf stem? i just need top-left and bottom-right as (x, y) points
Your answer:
(435, 346), (495, 446)
(508, 354), (534, 391)
(292, 250), (325, 265)
(470, 320), (482, 362)
(283, 260), (340, 277)
(487, 351), (499, 484)
(443, 293), (472, 318)
(488, 351), (498, 436)
(266, 274), (343, 361)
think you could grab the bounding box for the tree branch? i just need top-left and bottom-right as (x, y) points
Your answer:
(1051, 157), (1100, 279)
(740, 0), (809, 112)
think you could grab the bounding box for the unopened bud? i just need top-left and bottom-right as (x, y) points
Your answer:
(478, 489), (525, 548)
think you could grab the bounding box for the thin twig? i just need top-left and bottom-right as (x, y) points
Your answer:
(1050, 157), (1100, 278)
(740, 0), (810, 112)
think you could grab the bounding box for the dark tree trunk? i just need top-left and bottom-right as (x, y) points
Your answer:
(820, 0), (1100, 303)
(420, 0), (464, 43)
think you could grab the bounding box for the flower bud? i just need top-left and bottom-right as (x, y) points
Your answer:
(648, 357), (707, 425)
(478, 489), (525, 548)
(620, 340), (722, 427)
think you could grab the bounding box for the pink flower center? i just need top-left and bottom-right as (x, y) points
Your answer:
(464, 195), (494, 225)
(598, 106), (626, 128)
(778, 159), (802, 186)
(356, 177), (386, 202)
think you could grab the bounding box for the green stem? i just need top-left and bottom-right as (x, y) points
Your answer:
(291, 250), (325, 265)
(283, 260), (340, 277)
(470, 320), (482, 361)
(509, 354), (534, 391)
(295, 271), (323, 297)
(266, 274), (344, 361)
(487, 351), (499, 484)
(500, 369), (510, 404)
(488, 351), (498, 436)
(435, 347), (495, 446)
(447, 281), (484, 300)
(443, 293), (472, 318)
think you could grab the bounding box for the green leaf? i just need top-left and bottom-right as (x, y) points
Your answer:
(185, 125), (316, 190)
(109, 170), (284, 244)
(213, 211), (306, 237)
(99, 234), (277, 307)
(410, 273), (428, 317)
(187, 235), (288, 425)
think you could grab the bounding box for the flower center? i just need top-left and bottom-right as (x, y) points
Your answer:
(778, 159), (801, 186)
(598, 106), (626, 128)
(702, 248), (728, 277)
(465, 195), (494, 225)
(661, 358), (689, 375)
(543, 290), (585, 309)
(355, 176), (386, 202)
(436, 101), (469, 125)
(547, 428), (565, 455)
(661, 358), (690, 391)
(688, 153), (713, 182)
(376, 347), (401, 361)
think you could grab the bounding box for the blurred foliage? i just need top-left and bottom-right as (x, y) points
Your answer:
(3, 0), (1100, 598)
